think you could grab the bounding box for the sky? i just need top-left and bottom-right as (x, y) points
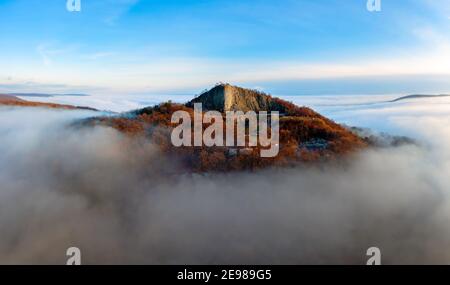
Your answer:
(0, 0), (449, 96)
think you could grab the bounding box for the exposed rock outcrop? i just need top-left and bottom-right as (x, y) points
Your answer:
(188, 84), (280, 112)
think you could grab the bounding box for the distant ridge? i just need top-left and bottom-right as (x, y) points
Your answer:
(390, 94), (450, 102)
(0, 94), (24, 102)
(8, 93), (89, 98)
(0, 94), (97, 111)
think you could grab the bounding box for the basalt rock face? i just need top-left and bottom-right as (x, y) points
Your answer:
(187, 84), (280, 112)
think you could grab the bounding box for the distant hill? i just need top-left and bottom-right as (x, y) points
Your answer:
(0, 94), (24, 102)
(0, 94), (97, 111)
(86, 84), (367, 172)
(390, 94), (450, 102)
(8, 93), (89, 98)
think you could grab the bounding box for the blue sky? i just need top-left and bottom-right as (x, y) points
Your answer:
(0, 0), (449, 96)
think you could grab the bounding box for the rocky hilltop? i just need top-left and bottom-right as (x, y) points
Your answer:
(185, 83), (326, 117)
(85, 84), (367, 172)
(187, 84), (278, 112)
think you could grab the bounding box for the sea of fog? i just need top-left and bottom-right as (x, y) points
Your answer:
(2, 94), (450, 264)
(19, 93), (450, 138)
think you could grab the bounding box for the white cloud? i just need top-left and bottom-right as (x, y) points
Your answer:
(36, 44), (52, 66)
(81, 52), (117, 60)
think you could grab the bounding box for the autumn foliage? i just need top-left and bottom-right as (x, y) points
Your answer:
(86, 98), (367, 172)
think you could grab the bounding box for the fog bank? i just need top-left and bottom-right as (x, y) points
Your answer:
(1, 105), (450, 264)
